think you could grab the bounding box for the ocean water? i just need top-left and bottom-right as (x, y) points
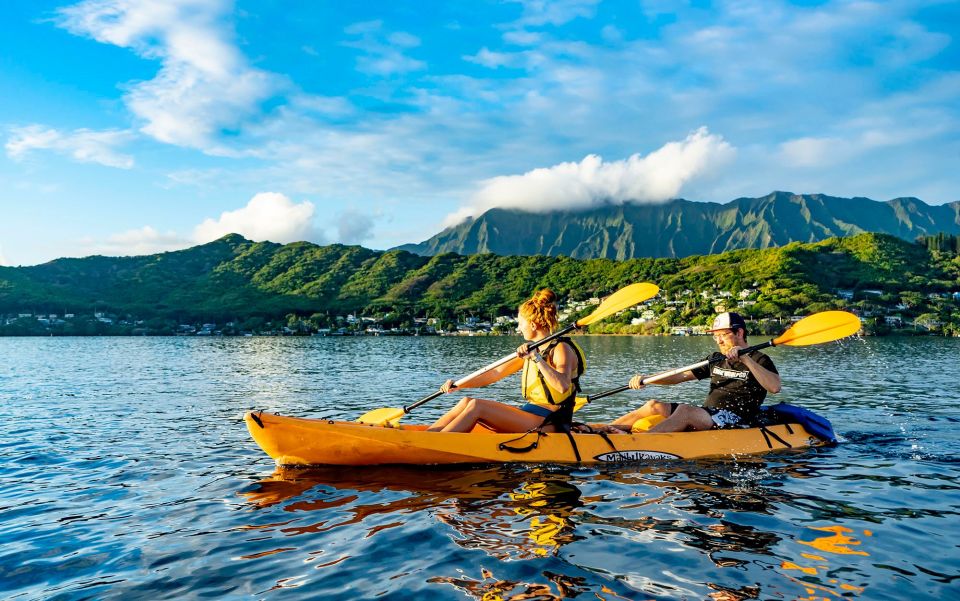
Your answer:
(1, 335), (958, 600)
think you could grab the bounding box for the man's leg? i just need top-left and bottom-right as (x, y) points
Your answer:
(610, 400), (673, 428)
(647, 403), (713, 433)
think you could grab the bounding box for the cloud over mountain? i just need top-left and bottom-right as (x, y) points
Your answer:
(194, 193), (319, 244)
(444, 127), (735, 226)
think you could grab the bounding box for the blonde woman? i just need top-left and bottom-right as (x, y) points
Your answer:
(427, 289), (585, 433)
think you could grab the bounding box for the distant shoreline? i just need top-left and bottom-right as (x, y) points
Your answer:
(1, 331), (953, 339)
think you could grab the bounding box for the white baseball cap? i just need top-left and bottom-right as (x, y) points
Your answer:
(706, 312), (747, 333)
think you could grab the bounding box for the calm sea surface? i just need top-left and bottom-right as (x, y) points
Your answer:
(2, 335), (958, 600)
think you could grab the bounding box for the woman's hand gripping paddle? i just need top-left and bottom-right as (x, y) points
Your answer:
(357, 282), (660, 426)
(587, 310), (862, 402)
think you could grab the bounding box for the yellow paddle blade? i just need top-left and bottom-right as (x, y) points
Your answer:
(576, 282), (659, 327)
(773, 311), (862, 346)
(356, 407), (404, 426)
(573, 395), (589, 412)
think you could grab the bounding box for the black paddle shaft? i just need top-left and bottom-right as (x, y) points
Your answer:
(586, 339), (775, 402)
(403, 323), (579, 413)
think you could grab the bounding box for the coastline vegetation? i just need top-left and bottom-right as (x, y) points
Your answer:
(1, 232), (958, 337)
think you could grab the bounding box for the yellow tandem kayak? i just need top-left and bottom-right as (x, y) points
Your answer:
(244, 411), (828, 466)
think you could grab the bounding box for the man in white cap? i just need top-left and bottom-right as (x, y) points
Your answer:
(606, 312), (781, 433)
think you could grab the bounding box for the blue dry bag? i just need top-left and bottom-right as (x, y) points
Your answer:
(768, 402), (837, 443)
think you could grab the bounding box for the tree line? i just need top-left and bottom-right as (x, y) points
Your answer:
(1, 231), (958, 336)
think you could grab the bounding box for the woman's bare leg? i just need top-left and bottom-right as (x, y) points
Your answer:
(426, 397), (472, 432)
(440, 398), (546, 433)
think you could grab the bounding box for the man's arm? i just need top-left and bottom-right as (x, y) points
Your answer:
(737, 352), (781, 393)
(629, 370), (697, 389)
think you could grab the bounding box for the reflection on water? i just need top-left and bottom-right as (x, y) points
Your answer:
(3, 336), (959, 599)
(236, 458), (904, 600)
(241, 466), (600, 598)
(776, 525), (873, 600)
(242, 466), (586, 560)
(428, 567), (597, 601)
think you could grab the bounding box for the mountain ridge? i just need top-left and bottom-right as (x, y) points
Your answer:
(395, 192), (960, 259)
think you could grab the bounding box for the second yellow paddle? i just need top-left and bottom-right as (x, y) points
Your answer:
(587, 310), (862, 402)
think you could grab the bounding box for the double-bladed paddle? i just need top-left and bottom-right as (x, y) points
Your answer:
(357, 282), (660, 425)
(586, 310), (862, 402)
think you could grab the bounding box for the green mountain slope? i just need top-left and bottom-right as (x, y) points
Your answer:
(1, 233), (958, 335)
(395, 192), (960, 259)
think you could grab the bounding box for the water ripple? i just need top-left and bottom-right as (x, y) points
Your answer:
(1, 336), (959, 599)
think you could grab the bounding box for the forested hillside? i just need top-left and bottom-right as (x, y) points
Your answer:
(2, 232), (958, 336)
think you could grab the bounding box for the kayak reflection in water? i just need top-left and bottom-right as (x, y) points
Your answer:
(240, 465), (586, 561)
(428, 289), (585, 433)
(436, 477), (585, 560)
(592, 312), (780, 435)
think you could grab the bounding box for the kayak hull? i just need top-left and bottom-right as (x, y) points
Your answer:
(244, 411), (827, 466)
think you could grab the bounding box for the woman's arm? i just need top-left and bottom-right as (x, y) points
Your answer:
(533, 342), (575, 394)
(440, 356), (524, 392)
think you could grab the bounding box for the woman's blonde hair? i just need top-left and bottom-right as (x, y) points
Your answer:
(519, 288), (559, 332)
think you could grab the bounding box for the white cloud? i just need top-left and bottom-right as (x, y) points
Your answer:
(78, 193), (322, 259)
(388, 31), (421, 48)
(343, 20), (425, 76)
(779, 136), (844, 168)
(779, 115), (953, 169)
(87, 226), (191, 256)
(444, 127), (735, 225)
(56, 0), (280, 151)
(193, 192), (318, 244)
(5, 125), (134, 168)
(600, 25), (623, 44)
(465, 47), (520, 69)
(337, 211), (376, 244)
(503, 30), (542, 46)
(287, 93), (355, 118)
(28, 0), (956, 256)
(0, 245), (7, 266)
(508, 0), (601, 27)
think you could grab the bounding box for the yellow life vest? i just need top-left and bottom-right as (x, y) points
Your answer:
(521, 337), (586, 408)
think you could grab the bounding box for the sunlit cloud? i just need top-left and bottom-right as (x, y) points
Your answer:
(443, 127), (735, 226)
(5, 125), (134, 168)
(6, 0), (955, 266)
(56, 0), (280, 151)
(779, 114), (955, 169)
(193, 192), (320, 244)
(81, 226), (191, 257)
(779, 136), (845, 168)
(79, 193), (323, 258)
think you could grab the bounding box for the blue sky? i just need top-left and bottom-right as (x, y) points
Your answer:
(1, 0), (958, 266)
